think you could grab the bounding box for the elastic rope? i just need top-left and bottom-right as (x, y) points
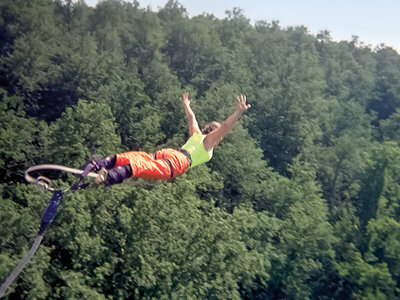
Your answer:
(24, 164), (99, 192)
(0, 163), (92, 298)
(0, 189), (64, 298)
(0, 235), (43, 298)
(25, 164), (98, 183)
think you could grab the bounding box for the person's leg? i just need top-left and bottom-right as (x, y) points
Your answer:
(98, 164), (133, 186)
(97, 149), (189, 186)
(117, 151), (173, 180)
(93, 153), (134, 186)
(92, 156), (116, 171)
(155, 149), (190, 178)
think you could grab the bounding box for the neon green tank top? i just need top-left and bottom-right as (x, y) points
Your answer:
(181, 133), (213, 168)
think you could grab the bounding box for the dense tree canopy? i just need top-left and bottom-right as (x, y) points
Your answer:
(1, 0), (400, 298)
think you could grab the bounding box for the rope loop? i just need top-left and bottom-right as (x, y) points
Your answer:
(24, 164), (99, 192)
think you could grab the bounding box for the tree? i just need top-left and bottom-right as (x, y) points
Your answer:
(161, 12), (227, 94)
(380, 108), (400, 143)
(313, 100), (373, 211)
(316, 34), (376, 107)
(360, 143), (400, 288)
(49, 100), (121, 167)
(247, 25), (325, 174)
(97, 72), (165, 151)
(0, 88), (49, 182)
(264, 160), (336, 299)
(368, 47), (400, 120)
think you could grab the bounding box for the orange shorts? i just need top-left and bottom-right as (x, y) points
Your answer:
(115, 148), (190, 180)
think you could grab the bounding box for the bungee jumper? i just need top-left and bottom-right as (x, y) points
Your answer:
(0, 93), (249, 298)
(90, 92), (251, 186)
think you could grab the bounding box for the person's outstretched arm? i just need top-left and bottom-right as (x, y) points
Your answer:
(182, 92), (201, 136)
(203, 94), (250, 151)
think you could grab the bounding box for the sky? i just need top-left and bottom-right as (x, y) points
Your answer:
(85, 0), (400, 52)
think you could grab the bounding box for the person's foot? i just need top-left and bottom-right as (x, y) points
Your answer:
(93, 165), (133, 187)
(94, 168), (109, 186)
(92, 157), (114, 172)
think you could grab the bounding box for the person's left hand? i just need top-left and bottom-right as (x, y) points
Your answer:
(236, 94), (251, 113)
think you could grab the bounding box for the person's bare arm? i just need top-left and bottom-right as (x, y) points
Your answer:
(182, 92), (201, 136)
(203, 94), (250, 151)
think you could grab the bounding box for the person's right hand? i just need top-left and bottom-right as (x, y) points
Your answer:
(181, 92), (192, 107)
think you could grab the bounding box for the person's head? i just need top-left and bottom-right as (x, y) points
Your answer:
(202, 121), (221, 135)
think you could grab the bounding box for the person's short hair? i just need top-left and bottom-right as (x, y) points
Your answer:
(202, 121), (221, 134)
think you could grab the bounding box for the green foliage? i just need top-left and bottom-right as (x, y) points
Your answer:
(358, 142), (400, 226)
(49, 100), (121, 166)
(358, 142), (400, 288)
(267, 161), (336, 298)
(98, 73), (165, 151)
(336, 245), (396, 299)
(381, 108), (400, 143)
(368, 47), (400, 120)
(0, 0), (61, 91)
(161, 12), (226, 94)
(115, 183), (260, 299)
(1, 0), (400, 298)
(247, 25), (325, 174)
(316, 35), (376, 106)
(209, 124), (268, 211)
(0, 89), (49, 182)
(313, 100), (373, 210)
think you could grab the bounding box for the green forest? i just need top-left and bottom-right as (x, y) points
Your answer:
(1, 0), (400, 298)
